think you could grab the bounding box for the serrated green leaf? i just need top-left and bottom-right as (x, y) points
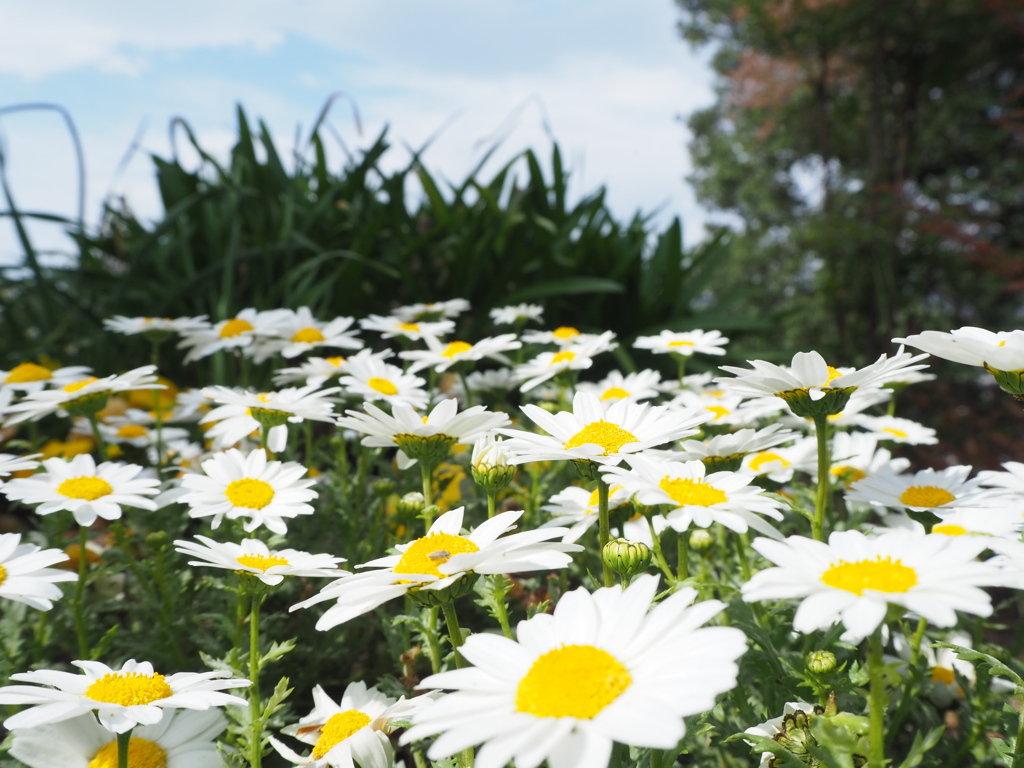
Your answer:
(934, 643), (1024, 688)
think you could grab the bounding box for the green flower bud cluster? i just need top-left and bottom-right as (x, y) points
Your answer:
(602, 538), (652, 579)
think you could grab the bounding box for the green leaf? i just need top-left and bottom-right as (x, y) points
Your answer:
(261, 638), (297, 667)
(934, 643), (1024, 688)
(895, 724), (945, 768)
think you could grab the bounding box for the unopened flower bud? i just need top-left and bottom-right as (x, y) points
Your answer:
(471, 435), (516, 492)
(701, 453), (743, 473)
(689, 529), (714, 551)
(397, 492), (425, 517)
(373, 478), (396, 497)
(807, 650), (837, 675)
(602, 538), (652, 579)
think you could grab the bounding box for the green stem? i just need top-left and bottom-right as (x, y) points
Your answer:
(645, 514), (675, 584)
(651, 748), (664, 768)
(73, 526), (90, 659)
(735, 533), (752, 582)
(597, 478), (613, 587)
(117, 730), (132, 768)
(489, 575), (514, 639)
(459, 370), (473, 408)
(1012, 691), (1024, 768)
(675, 353), (687, 384)
(676, 530), (690, 583)
(811, 414), (831, 541)
(440, 601), (466, 668)
(487, 491), (497, 519)
(421, 460), (435, 515)
(150, 342), (165, 468)
(248, 591), (264, 768)
(425, 606), (443, 675)
(867, 628), (887, 768)
(87, 413), (108, 461)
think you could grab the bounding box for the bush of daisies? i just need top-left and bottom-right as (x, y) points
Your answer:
(0, 304), (1023, 768)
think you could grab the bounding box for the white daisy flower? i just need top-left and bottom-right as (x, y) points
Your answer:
(521, 325), (605, 347)
(541, 484), (648, 543)
(575, 369), (662, 404)
(875, 507), (1024, 543)
(399, 333), (521, 374)
(515, 332), (618, 392)
(673, 424), (798, 465)
(291, 507), (580, 630)
(358, 314), (455, 341)
(270, 681), (425, 768)
(0, 452), (41, 479)
(978, 461), (1024, 495)
(449, 368), (519, 404)
(98, 420), (190, 449)
(0, 658), (249, 734)
(633, 328), (729, 357)
(178, 448), (317, 534)
(846, 465), (997, 515)
(602, 455), (785, 538)
(338, 349), (428, 409)
(201, 384), (339, 452)
(743, 701), (818, 768)
(9, 708), (226, 768)
(894, 327), (1024, 371)
(392, 299), (470, 321)
(777, 386), (892, 431)
(249, 307), (364, 362)
(103, 315), (209, 337)
(490, 303), (544, 326)
(741, 529), (1005, 643)
(0, 533), (77, 610)
(173, 535), (345, 586)
(178, 308), (290, 363)
(4, 366), (162, 426)
(827, 432), (910, 489)
(853, 415), (938, 445)
(2, 455), (160, 527)
(500, 392), (709, 466)
(273, 355), (353, 388)
(671, 390), (749, 426)
(0, 363), (93, 394)
(402, 575), (747, 768)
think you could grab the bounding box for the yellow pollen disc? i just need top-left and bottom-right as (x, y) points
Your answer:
(707, 390), (724, 397)
(116, 424), (148, 439)
(85, 671), (173, 706)
(0, 564), (6, 586)
(89, 737), (168, 768)
(668, 340), (694, 348)
(998, 340), (1007, 348)
(312, 710), (372, 759)
(291, 327), (326, 343)
(515, 644), (632, 719)
(5, 362), (53, 384)
(392, 533), (480, 579)
(705, 405), (730, 420)
(63, 377), (99, 393)
(441, 340), (474, 358)
(368, 377), (399, 395)
(821, 556), (918, 595)
(830, 465), (867, 483)
(931, 524), (967, 536)
(236, 553), (290, 571)
(825, 365), (842, 384)
(552, 326), (580, 340)
(600, 387), (631, 401)
(749, 452), (789, 471)
(900, 485), (956, 508)
(882, 428), (908, 438)
(551, 351), (576, 364)
(326, 356), (346, 367)
(931, 667), (956, 685)
(58, 476), (113, 501)
(219, 318), (255, 338)
(563, 421), (639, 455)
(398, 322), (420, 332)
(225, 478), (276, 509)
(659, 477), (727, 507)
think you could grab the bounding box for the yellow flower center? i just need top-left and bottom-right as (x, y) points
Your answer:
(899, 485), (956, 508)
(821, 556), (918, 595)
(89, 737), (168, 768)
(931, 666), (956, 685)
(291, 327), (326, 344)
(830, 465), (867, 483)
(515, 644), (632, 719)
(705, 405), (730, 420)
(749, 452), (789, 472)
(882, 428), (908, 439)
(398, 322), (420, 332)
(552, 326), (580, 340)
(236, 553), (290, 571)
(658, 477), (727, 507)
(825, 365), (842, 384)
(225, 478), (275, 509)
(441, 341), (474, 358)
(368, 377), (399, 395)
(312, 710), (372, 759)
(0, 564), (6, 586)
(392, 533), (480, 579)
(58, 476), (113, 501)
(326, 356), (346, 367)
(931, 524), (967, 536)
(116, 424), (149, 439)
(5, 362), (52, 384)
(63, 377), (99, 394)
(551, 351), (576, 364)
(85, 672), (174, 706)
(219, 318), (255, 338)
(563, 421), (639, 455)
(600, 387), (631, 401)
(667, 340), (694, 347)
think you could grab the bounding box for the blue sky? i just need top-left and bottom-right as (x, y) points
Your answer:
(0, 0), (717, 264)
